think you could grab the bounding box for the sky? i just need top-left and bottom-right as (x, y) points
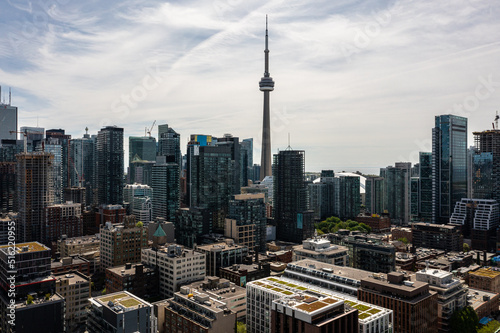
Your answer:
(1, 0), (499, 175)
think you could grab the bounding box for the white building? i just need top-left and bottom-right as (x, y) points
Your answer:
(416, 266), (468, 332)
(293, 238), (349, 266)
(142, 244), (206, 298)
(247, 276), (392, 333)
(450, 198), (499, 231)
(123, 183), (153, 222)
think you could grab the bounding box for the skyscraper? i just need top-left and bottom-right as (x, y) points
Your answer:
(97, 126), (124, 205)
(16, 152), (54, 242)
(70, 131), (97, 206)
(259, 17), (275, 181)
(158, 124), (181, 164)
(46, 129), (71, 191)
(128, 135), (156, 184)
(419, 152), (433, 222)
(273, 149), (314, 243)
(152, 157), (179, 222)
(186, 136), (233, 233)
(432, 115), (468, 223)
(380, 162), (411, 225)
(0, 97), (17, 141)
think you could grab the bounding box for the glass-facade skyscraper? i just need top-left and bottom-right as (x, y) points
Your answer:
(273, 149), (314, 243)
(97, 126), (124, 205)
(472, 129), (500, 201)
(432, 115), (468, 223)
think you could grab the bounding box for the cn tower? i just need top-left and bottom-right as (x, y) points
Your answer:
(259, 16), (275, 181)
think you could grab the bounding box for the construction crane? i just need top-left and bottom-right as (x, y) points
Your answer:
(146, 120), (156, 137)
(9, 130), (46, 153)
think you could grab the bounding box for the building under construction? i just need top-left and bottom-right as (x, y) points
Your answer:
(16, 152), (54, 242)
(473, 129), (500, 201)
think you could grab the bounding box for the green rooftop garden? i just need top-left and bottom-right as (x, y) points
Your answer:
(120, 298), (142, 308)
(100, 293), (128, 303)
(353, 304), (370, 312)
(359, 313), (372, 320)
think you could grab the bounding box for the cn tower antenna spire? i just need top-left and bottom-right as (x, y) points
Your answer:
(259, 15), (275, 181)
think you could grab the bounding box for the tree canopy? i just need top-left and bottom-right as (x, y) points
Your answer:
(315, 216), (371, 234)
(450, 306), (479, 333)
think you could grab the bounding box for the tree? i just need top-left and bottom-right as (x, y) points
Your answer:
(398, 237), (409, 244)
(478, 320), (500, 333)
(236, 322), (247, 333)
(463, 243), (471, 253)
(45, 293), (50, 300)
(101, 288), (106, 295)
(26, 294), (33, 305)
(450, 306), (479, 333)
(136, 221), (144, 228)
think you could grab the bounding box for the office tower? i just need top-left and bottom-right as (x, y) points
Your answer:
(129, 159), (155, 185)
(308, 170), (335, 220)
(152, 157), (179, 222)
(70, 130), (97, 206)
(241, 138), (253, 184)
(87, 291), (156, 333)
(334, 175), (361, 220)
(216, 134), (241, 195)
(472, 129), (500, 201)
(99, 218), (148, 270)
(365, 176), (384, 215)
(419, 152), (433, 221)
(259, 17), (275, 181)
(380, 162), (411, 225)
(432, 115), (468, 223)
(44, 202), (83, 247)
(16, 152), (54, 242)
(197, 241), (248, 277)
(97, 126), (124, 205)
(273, 149), (314, 243)
(142, 244), (206, 298)
(450, 198), (499, 251)
(158, 124), (181, 164)
(358, 272), (438, 333)
(411, 177), (419, 221)
(0, 95), (17, 140)
(187, 135), (233, 233)
(227, 193), (267, 251)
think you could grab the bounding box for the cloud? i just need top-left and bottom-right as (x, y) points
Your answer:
(0, 0), (499, 174)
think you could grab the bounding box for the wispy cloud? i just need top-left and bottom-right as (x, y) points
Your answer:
(0, 0), (499, 173)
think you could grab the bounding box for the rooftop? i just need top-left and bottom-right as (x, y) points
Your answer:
(54, 271), (90, 285)
(467, 288), (499, 311)
(470, 268), (500, 278)
(0, 242), (50, 254)
(288, 259), (373, 281)
(250, 276), (390, 323)
(93, 291), (151, 312)
(197, 241), (246, 252)
(60, 235), (100, 245)
(107, 264), (154, 276)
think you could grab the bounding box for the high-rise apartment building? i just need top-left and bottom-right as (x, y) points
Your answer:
(216, 134), (241, 195)
(334, 175), (361, 220)
(365, 176), (384, 216)
(54, 270), (91, 330)
(273, 149), (314, 243)
(418, 152), (433, 221)
(187, 136), (233, 233)
(175, 207), (211, 248)
(380, 162), (411, 225)
(16, 152), (54, 242)
(0, 162), (15, 213)
(432, 115), (468, 223)
(308, 170), (335, 220)
(70, 131), (97, 205)
(46, 129), (71, 193)
(241, 138), (253, 185)
(152, 157), (179, 222)
(97, 126), (124, 205)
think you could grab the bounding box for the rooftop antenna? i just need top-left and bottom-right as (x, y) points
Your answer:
(85, 127), (89, 135)
(8, 88), (11, 106)
(285, 133), (292, 151)
(495, 111), (499, 130)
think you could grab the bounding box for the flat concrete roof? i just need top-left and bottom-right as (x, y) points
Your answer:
(289, 259), (373, 281)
